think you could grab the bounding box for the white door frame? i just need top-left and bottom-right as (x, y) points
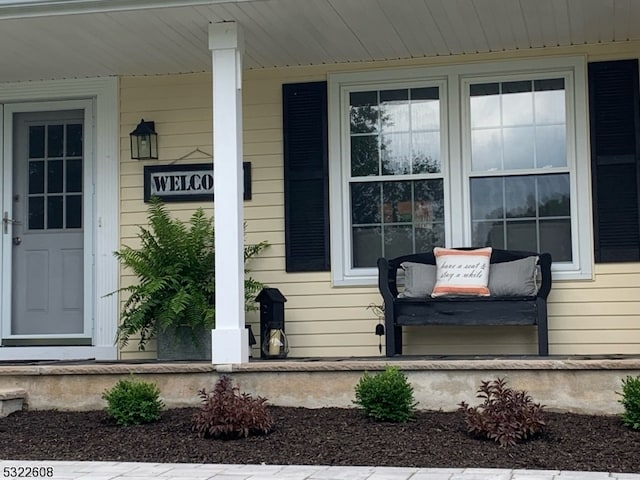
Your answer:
(0, 77), (119, 361)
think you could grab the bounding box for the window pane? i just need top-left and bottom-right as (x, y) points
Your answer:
(66, 159), (82, 193)
(540, 219), (572, 261)
(66, 195), (82, 229)
(66, 124), (83, 156)
(381, 181), (412, 223)
(380, 89), (409, 133)
(471, 128), (501, 171)
(415, 179), (445, 222)
(351, 182), (381, 224)
(47, 124), (64, 158)
(352, 226), (381, 267)
(534, 81), (565, 124)
(506, 220), (537, 251)
(538, 174), (570, 217)
(28, 197), (44, 230)
(470, 177), (503, 220)
(473, 221), (504, 248)
(28, 161), (44, 194)
(350, 91), (378, 134)
(415, 223), (445, 251)
(470, 83), (500, 128)
(503, 126), (535, 170)
(411, 88), (439, 130)
(351, 136), (379, 176)
(47, 195), (63, 229)
(47, 159), (63, 193)
(381, 133), (410, 175)
(505, 176), (536, 218)
(384, 225), (413, 258)
(29, 126), (45, 159)
(412, 132), (440, 173)
(536, 125), (566, 167)
(502, 90), (533, 126)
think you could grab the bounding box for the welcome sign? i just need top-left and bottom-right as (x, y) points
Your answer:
(143, 162), (251, 202)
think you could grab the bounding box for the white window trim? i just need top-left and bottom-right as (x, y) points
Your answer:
(329, 56), (592, 286)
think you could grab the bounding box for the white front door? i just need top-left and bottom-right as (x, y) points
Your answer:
(3, 107), (91, 346)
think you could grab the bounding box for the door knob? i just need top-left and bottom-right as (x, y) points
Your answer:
(13, 237), (22, 245)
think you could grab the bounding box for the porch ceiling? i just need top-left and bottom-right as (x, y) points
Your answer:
(0, 0), (638, 84)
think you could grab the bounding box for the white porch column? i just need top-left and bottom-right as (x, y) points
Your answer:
(209, 21), (248, 364)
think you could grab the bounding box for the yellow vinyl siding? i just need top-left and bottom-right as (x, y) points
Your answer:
(117, 43), (640, 360)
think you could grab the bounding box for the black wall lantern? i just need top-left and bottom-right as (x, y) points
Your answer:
(256, 288), (288, 359)
(130, 119), (158, 160)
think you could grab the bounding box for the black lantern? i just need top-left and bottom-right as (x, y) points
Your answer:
(130, 119), (158, 160)
(256, 288), (288, 359)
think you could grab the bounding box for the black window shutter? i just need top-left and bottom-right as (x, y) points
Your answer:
(589, 59), (640, 262)
(283, 81), (330, 272)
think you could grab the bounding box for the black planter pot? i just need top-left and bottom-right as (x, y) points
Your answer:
(156, 325), (212, 361)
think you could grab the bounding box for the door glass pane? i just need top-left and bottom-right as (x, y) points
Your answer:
(47, 159), (63, 193)
(29, 126), (45, 158)
(28, 197), (44, 230)
(66, 159), (82, 193)
(66, 195), (82, 228)
(47, 124), (64, 157)
(47, 195), (63, 229)
(66, 124), (83, 156)
(28, 161), (44, 194)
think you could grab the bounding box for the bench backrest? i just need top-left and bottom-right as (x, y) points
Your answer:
(378, 248), (552, 300)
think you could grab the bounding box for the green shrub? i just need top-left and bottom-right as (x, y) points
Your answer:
(192, 375), (274, 439)
(102, 376), (164, 425)
(458, 377), (545, 447)
(619, 375), (640, 430)
(353, 366), (416, 422)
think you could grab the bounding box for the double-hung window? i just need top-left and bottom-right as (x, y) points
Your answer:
(329, 57), (591, 285)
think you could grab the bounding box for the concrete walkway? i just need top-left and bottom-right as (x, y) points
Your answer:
(1, 461), (639, 480)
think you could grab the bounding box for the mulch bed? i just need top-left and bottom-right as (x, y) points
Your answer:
(1, 407), (639, 472)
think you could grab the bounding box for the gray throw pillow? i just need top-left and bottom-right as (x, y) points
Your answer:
(488, 256), (538, 297)
(398, 262), (436, 298)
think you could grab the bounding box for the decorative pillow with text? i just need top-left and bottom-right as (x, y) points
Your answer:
(431, 247), (492, 297)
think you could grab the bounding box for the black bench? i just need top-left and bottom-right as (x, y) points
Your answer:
(377, 248), (552, 357)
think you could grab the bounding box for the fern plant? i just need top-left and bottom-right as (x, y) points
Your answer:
(111, 197), (268, 351)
